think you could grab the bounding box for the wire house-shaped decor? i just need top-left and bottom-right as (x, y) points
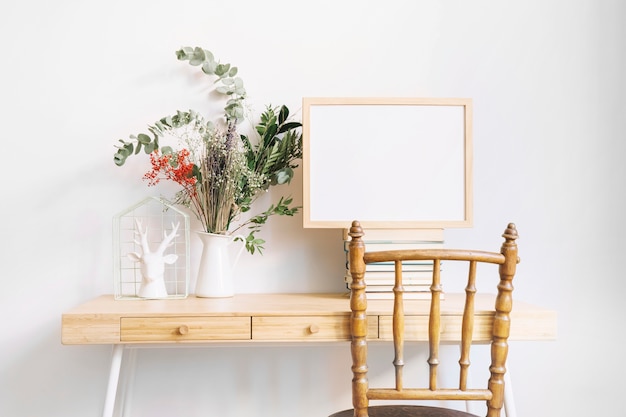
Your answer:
(113, 197), (190, 300)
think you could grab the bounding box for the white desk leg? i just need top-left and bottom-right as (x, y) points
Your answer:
(102, 345), (125, 417)
(119, 347), (138, 417)
(503, 370), (516, 417)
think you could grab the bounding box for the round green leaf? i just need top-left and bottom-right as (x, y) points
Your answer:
(114, 153), (127, 166)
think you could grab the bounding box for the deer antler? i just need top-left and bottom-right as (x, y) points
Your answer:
(133, 219), (150, 254)
(157, 222), (180, 255)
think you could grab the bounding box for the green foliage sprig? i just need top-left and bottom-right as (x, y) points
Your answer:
(233, 196), (299, 255)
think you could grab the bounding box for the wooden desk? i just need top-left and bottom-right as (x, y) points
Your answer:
(61, 293), (557, 417)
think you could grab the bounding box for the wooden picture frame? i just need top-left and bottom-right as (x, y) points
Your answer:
(302, 97), (473, 229)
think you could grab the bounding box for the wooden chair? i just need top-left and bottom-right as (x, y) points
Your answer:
(330, 221), (519, 417)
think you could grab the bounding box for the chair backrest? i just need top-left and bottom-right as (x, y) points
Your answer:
(347, 221), (519, 417)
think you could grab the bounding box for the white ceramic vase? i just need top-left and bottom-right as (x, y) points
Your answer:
(194, 231), (245, 298)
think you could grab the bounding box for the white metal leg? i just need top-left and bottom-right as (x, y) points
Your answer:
(503, 370), (516, 417)
(119, 347), (138, 417)
(102, 345), (125, 417)
(464, 400), (475, 414)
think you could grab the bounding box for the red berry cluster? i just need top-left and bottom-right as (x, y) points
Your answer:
(143, 149), (197, 189)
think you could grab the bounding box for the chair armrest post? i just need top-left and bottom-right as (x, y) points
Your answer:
(488, 223), (519, 417)
(348, 221), (369, 417)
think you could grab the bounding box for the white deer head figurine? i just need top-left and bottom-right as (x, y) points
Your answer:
(128, 219), (180, 298)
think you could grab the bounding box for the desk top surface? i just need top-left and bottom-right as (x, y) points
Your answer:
(62, 293), (557, 344)
(63, 292), (554, 317)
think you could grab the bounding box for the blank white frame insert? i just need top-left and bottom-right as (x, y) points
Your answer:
(302, 97), (473, 229)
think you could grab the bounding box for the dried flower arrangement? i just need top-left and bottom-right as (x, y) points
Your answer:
(114, 47), (302, 254)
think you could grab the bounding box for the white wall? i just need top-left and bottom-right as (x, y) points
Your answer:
(1, 1), (624, 416)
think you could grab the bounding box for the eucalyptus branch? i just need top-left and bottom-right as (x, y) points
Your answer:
(113, 110), (209, 167)
(175, 46), (246, 122)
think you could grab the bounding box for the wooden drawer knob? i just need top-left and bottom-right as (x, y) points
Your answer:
(308, 324), (320, 334)
(177, 325), (189, 335)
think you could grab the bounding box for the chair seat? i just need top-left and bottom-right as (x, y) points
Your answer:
(329, 405), (478, 417)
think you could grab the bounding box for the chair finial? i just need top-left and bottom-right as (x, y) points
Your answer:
(502, 222), (518, 242)
(349, 220), (364, 240)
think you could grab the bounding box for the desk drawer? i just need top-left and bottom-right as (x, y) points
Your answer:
(121, 317), (251, 342)
(252, 316), (379, 341)
(253, 316), (350, 341)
